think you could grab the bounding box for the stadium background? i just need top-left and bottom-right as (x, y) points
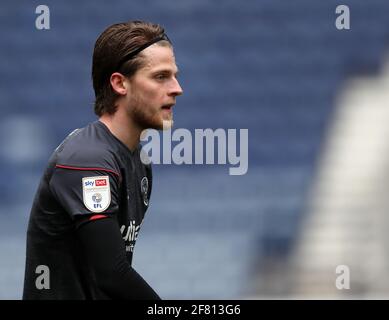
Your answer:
(1, 0), (389, 299)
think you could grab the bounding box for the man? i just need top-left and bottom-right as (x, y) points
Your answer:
(23, 20), (183, 299)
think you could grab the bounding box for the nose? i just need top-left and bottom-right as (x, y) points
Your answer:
(169, 77), (183, 97)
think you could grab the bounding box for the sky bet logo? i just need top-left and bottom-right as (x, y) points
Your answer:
(84, 179), (107, 187)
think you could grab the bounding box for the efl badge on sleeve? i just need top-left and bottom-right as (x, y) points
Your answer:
(82, 176), (111, 213)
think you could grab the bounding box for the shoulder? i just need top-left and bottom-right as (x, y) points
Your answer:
(54, 123), (120, 174)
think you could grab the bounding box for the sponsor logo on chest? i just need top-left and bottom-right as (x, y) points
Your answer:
(121, 220), (141, 252)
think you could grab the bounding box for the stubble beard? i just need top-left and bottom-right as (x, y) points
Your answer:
(128, 97), (174, 131)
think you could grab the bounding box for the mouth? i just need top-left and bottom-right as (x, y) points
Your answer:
(161, 103), (174, 112)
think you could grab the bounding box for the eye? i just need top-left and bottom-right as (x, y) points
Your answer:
(155, 73), (168, 81)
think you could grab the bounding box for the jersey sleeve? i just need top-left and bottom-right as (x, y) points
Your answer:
(77, 217), (161, 299)
(49, 164), (121, 220)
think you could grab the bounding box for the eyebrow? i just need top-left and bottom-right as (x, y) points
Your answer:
(151, 68), (180, 76)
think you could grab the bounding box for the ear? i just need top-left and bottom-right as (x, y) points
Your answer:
(110, 72), (128, 95)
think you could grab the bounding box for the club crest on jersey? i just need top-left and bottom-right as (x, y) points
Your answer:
(82, 176), (111, 213)
(141, 177), (149, 206)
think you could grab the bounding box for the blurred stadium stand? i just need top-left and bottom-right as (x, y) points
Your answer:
(287, 56), (389, 298)
(0, 0), (389, 299)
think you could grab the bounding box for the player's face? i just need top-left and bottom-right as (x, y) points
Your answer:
(126, 44), (183, 130)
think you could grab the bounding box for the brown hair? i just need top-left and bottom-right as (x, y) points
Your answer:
(92, 21), (170, 116)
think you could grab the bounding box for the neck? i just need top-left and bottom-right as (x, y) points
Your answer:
(99, 108), (142, 152)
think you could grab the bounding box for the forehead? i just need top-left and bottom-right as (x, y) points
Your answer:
(138, 44), (178, 73)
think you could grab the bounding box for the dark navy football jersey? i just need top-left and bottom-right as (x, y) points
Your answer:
(23, 120), (152, 299)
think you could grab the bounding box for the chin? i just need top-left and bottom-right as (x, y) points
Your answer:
(161, 119), (174, 130)
(143, 119), (173, 131)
